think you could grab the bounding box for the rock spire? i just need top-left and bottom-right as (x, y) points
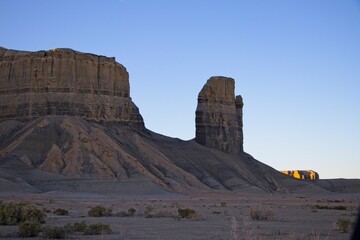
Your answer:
(195, 76), (243, 153)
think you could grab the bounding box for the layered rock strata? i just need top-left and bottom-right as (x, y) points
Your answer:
(0, 47), (144, 129)
(195, 76), (243, 153)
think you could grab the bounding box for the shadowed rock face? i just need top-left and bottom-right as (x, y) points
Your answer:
(0, 47), (144, 129)
(195, 76), (243, 153)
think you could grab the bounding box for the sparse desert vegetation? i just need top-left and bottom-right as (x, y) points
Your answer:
(250, 206), (274, 221)
(336, 218), (352, 233)
(314, 204), (347, 210)
(18, 220), (41, 237)
(0, 201), (46, 225)
(128, 207), (136, 216)
(72, 221), (88, 232)
(83, 223), (112, 235)
(53, 208), (69, 216)
(0, 195), (357, 239)
(42, 225), (72, 239)
(88, 205), (112, 217)
(178, 208), (198, 219)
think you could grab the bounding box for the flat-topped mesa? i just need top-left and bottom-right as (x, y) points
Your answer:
(195, 76), (243, 153)
(0, 47), (144, 129)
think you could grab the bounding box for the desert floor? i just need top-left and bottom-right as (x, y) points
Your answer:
(0, 191), (359, 240)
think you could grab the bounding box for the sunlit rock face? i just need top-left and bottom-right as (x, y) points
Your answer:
(280, 170), (320, 180)
(0, 47), (144, 129)
(195, 76), (243, 153)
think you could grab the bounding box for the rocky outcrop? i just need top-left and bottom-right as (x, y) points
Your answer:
(2, 47), (344, 195)
(0, 47), (144, 129)
(195, 76), (243, 153)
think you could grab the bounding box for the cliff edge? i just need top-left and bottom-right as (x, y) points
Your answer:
(0, 47), (144, 129)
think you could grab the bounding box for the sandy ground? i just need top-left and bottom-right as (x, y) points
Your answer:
(0, 191), (359, 240)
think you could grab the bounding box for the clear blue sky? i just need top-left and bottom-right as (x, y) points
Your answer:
(1, 0), (359, 179)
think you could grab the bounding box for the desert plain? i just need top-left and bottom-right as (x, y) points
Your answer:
(0, 185), (359, 240)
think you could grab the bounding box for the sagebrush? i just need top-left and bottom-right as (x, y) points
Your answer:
(178, 208), (197, 219)
(336, 218), (352, 233)
(83, 223), (112, 235)
(88, 205), (112, 217)
(18, 220), (41, 238)
(0, 201), (46, 225)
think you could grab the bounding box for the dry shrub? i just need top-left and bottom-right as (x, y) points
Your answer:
(88, 205), (112, 217)
(0, 201), (46, 225)
(311, 231), (330, 240)
(18, 221), (41, 237)
(178, 208), (198, 219)
(72, 221), (87, 232)
(153, 209), (177, 218)
(314, 205), (347, 210)
(242, 217), (264, 240)
(42, 225), (71, 239)
(128, 207), (136, 216)
(250, 206), (274, 221)
(53, 208), (69, 216)
(116, 207), (137, 217)
(83, 223), (112, 235)
(115, 210), (130, 217)
(144, 204), (154, 218)
(336, 218), (352, 233)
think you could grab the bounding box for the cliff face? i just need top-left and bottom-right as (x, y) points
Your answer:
(195, 76), (243, 153)
(0, 47), (144, 129)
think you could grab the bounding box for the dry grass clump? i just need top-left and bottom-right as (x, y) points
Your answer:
(178, 208), (198, 219)
(240, 217), (264, 240)
(18, 220), (41, 238)
(42, 225), (72, 239)
(40, 221), (112, 238)
(88, 205), (112, 217)
(144, 204), (155, 218)
(310, 231), (330, 240)
(144, 205), (177, 218)
(152, 209), (177, 218)
(220, 202), (227, 207)
(336, 218), (352, 233)
(72, 221), (87, 232)
(250, 206), (274, 221)
(230, 216), (239, 240)
(53, 208), (69, 216)
(128, 207), (136, 216)
(115, 207), (137, 217)
(83, 223), (112, 235)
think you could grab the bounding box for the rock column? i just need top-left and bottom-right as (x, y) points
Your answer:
(195, 76), (243, 153)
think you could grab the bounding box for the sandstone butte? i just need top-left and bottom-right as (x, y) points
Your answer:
(0, 47), (144, 129)
(0, 47), (355, 195)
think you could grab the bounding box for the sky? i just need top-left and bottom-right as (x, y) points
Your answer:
(1, 0), (359, 179)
